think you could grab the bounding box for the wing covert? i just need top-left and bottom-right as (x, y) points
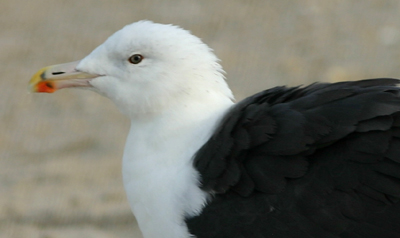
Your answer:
(188, 78), (400, 238)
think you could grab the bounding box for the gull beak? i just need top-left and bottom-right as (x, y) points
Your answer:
(29, 60), (100, 93)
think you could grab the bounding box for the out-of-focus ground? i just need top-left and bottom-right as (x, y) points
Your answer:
(2, 0), (400, 237)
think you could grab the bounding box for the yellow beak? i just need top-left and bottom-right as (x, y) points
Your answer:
(29, 61), (100, 93)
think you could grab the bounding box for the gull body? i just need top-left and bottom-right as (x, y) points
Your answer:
(30, 21), (400, 238)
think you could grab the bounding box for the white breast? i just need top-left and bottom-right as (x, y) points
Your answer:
(122, 92), (233, 238)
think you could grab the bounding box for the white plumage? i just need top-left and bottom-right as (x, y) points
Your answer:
(78, 21), (234, 237)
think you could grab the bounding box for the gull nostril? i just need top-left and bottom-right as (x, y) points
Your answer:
(52, 71), (65, 75)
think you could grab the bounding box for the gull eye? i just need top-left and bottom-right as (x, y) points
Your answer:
(128, 54), (144, 64)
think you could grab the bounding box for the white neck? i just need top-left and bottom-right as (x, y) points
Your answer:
(122, 90), (234, 238)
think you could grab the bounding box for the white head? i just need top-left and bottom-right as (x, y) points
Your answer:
(30, 21), (234, 117)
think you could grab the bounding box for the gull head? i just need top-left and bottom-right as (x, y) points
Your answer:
(30, 21), (233, 117)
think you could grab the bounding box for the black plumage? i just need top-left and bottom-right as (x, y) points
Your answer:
(187, 78), (400, 238)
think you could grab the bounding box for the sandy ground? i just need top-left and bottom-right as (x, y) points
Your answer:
(2, 0), (400, 237)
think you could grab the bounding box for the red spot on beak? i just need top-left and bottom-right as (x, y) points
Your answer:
(35, 81), (57, 93)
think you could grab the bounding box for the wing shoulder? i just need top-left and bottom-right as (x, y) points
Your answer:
(195, 78), (400, 195)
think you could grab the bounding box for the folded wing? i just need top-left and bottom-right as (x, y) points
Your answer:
(188, 78), (400, 238)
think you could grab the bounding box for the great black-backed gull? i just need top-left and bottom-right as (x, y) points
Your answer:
(29, 21), (400, 238)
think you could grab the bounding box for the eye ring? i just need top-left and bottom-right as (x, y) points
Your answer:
(128, 54), (144, 64)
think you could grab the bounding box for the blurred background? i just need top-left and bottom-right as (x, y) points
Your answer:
(2, 0), (400, 237)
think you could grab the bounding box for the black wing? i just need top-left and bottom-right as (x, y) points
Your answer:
(187, 78), (400, 238)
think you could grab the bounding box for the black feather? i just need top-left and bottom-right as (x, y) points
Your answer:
(188, 78), (400, 238)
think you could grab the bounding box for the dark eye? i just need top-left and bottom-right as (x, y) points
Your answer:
(128, 54), (144, 64)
